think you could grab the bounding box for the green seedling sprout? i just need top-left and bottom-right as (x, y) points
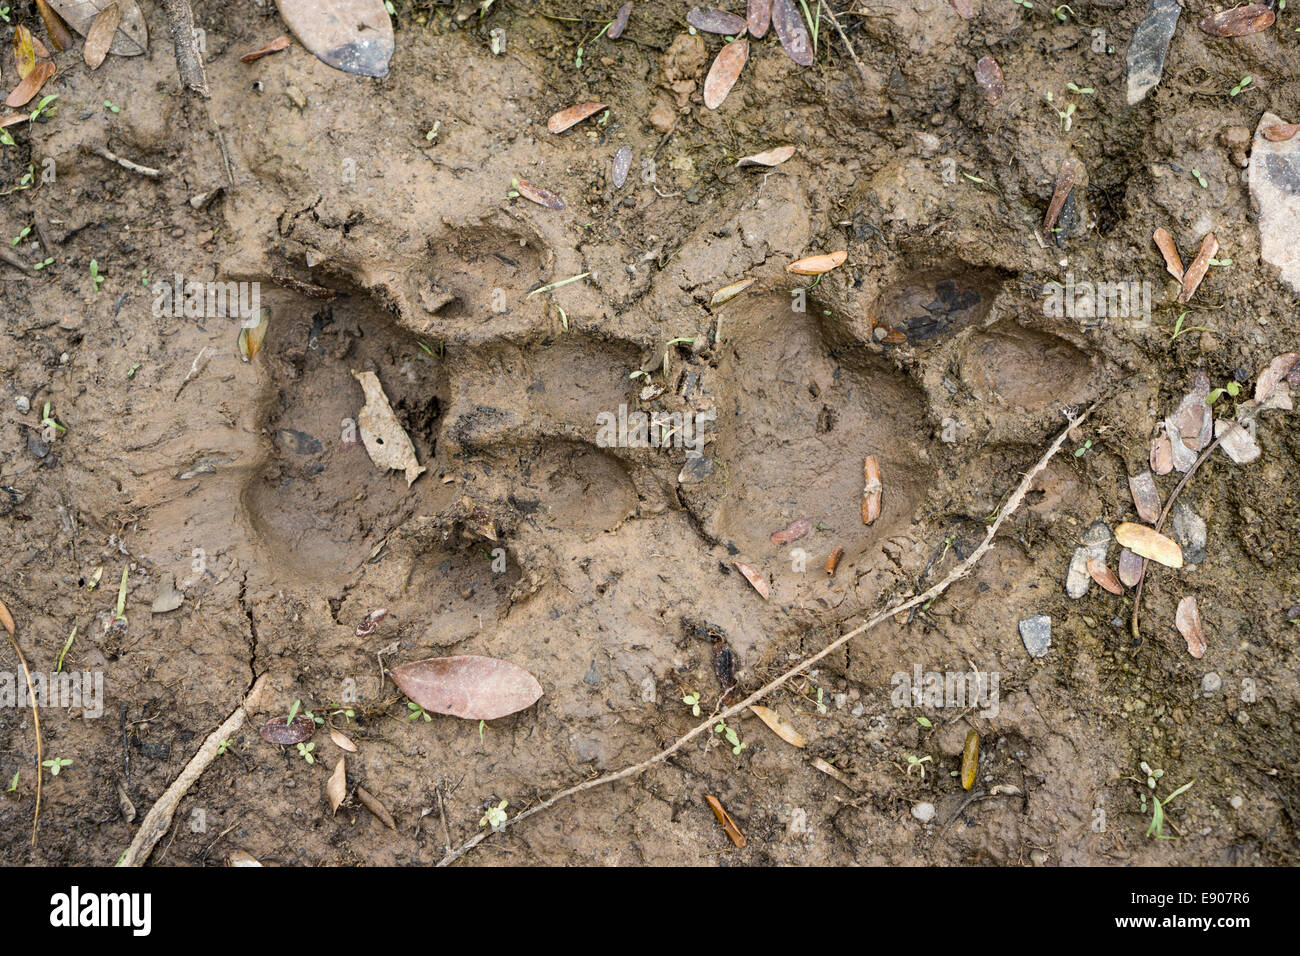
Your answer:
(42, 757), (72, 776)
(55, 627), (76, 672)
(682, 691), (701, 717)
(7, 770), (17, 791)
(905, 754), (932, 780)
(479, 799), (508, 829)
(90, 259), (104, 292)
(714, 718), (747, 755)
(1230, 76), (1251, 97)
(296, 742), (316, 764)
(407, 701), (432, 721)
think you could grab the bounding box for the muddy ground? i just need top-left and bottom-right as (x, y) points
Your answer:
(1, 0), (1297, 866)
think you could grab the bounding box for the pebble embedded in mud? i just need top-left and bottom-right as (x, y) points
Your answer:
(1126, 0), (1182, 105)
(1019, 615), (1052, 658)
(910, 801), (936, 823)
(1169, 501), (1207, 565)
(1249, 112), (1300, 295)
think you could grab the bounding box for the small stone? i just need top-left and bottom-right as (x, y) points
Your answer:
(911, 801), (936, 823)
(1199, 331), (1219, 353)
(1170, 501), (1207, 565)
(1219, 126), (1251, 150)
(1030, 849), (1049, 866)
(1126, 0), (1182, 105)
(1229, 795), (1243, 810)
(286, 84), (308, 110)
(15, 395), (30, 414)
(150, 573), (184, 614)
(1249, 112), (1300, 294)
(583, 662), (601, 687)
(1066, 547), (1092, 598)
(1019, 615), (1052, 658)
(1201, 672), (1221, 695)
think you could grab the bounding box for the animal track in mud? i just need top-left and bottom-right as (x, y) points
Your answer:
(684, 292), (936, 562)
(956, 325), (1092, 413)
(873, 269), (1004, 345)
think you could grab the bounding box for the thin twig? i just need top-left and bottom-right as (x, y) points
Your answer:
(88, 146), (162, 178)
(160, 0), (210, 98)
(436, 397), (1107, 866)
(1, 605), (43, 845)
(821, 1), (871, 83)
(0, 247), (35, 275)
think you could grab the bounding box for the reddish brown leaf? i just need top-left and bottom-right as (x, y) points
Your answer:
(1178, 232), (1218, 303)
(390, 655), (543, 721)
(787, 250), (846, 274)
(329, 726), (358, 752)
(747, 0), (771, 37)
(258, 714), (316, 745)
(15, 26), (38, 81)
(861, 455), (882, 524)
(1128, 470), (1162, 524)
(772, 0), (812, 66)
(770, 517), (811, 545)
(974, 56), (1004, 105)
(1255, 352), (1299, 406)
(1175, 596), (1206, 658)
(0, 114), (26, 129)
(355, 607), (388, 637)
(1263, 123), (1300, 143)
(1153, 227), (1184, 281)
(240, 35), (291, 63)
(612, 144), (632, 188)
(515, 178), (565, 210)
(1150, 433), (1173, 475)
(356, 785), (396, 828)
(733, 560), (769, 599)
(36, 0), (77, 52)
(276, 0), (392, 77)
(705, 794), (747, 848)
(0, 597), (14, 636)
(687, 6), (748, 35)
(608, 2), (633, 39)
(83, 2), (120, 70)
(46, 0), (147, 56)
(948, 0), (974, 18)
(547, 100), (606, 134)
(1044, 159), (1082, 233)
(703, 38), (747, 110)
(1086, 558), (1124, 595)
(5, 60), (55, 109)
(1198, 4), (1274, 37)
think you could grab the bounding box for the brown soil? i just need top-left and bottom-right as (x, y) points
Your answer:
(1, 0), (1296, 867)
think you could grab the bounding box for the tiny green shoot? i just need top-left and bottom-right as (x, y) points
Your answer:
(42, 757), (72, 776)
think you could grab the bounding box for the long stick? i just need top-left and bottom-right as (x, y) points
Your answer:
(436, 397), (1106, 866)
(160, 0), (210, 98)
(0, 600), (43, 845)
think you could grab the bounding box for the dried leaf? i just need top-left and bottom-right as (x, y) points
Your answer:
(1044, 159), (1082, 233)
(787, 250), (846, 274)
(1263, 123), (1300, 143)
(749, 705), (807, 748)
(1215, 417), (1261, 464)
(824, 546), (844, 576)
(355, 785), (396, 828)
(772, 0), (812, 66)
(703, 38), (747, 110)
(1254, 352), (1298, 408)
(974, 56), (1004, 105)
(329, 727), (358, 752)
(1178, 232), (1218, 303)
(390, 655), (543, 721)
(861, 455), (882, 525)
(733, 560), (769, 599)
(46, 0), (146, 56)
(1152, 227), (1184, 281)
(687, 6), (748, 34)
(704, 794), (746, 848)
(1117, 547), (1145, 587)
(6, 60), (55, 109)
(1114, 522), (1183, 569)
(736, 144), (795, 167)
(1086, 558), (1124, 595)
(810, 755), (858, 790)
(352, 370), (426, 486)
(949, 0), (974, 18)
(274, 0), (392, 77)
(608, 2), (633, 40)
(228, 850), (262, 866)
(0, 597), (14, 635)
(0, 113), (27, 129)
(240, 35), (291, 63)
(770, 516), (810, 545)
(747, 0), (771, 38)
(1128, 470), (1162, 523)
(258, 714), (316, 745)
(36, 0), (76, 52)
(83, 2), (121, 70)
(237, 308), (269, 361)
(1175, 596), (1206, 658)
(515, 177), (565, 210)
(31, 34), (51, 59)
(326, 756), (347, 815)
(710, 277), (754, 306)
(961, 730), (979, 790)
(15, 26), (37, 81)
(611, 145), (632, 188)
(547, 100), (606, 134)
(1198, 4), (1274, 37)
(1150, 433), (1173, 475)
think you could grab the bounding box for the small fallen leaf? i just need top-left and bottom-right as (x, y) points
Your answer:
(1198, 4), (1274, 36)
(608, 2), (633, 40)
(84, 2), (121, 70)
(6, 60), (55, 109)
(329, 727), (358, 752)
(787, 250), (846, 274)
(749, 704), (807, 748)
(861, 455), (882, 524)
(355, 785), (396, 828)
(974, 56), (1004, 105)
(1150, 433), (1173, 475)
(237, 308), (269, 361)
(274, 0), (392, 77)
(1178, 232), (1218, 303)
(736, 145), (795, 168)
(703, 38), (748, 110)
(810, 755), (858, 790)
(46, 0), (147, 56)
(547, 100), (606, 134)
(704, 794), (746, 848)
(258, 714), (316, 745)
(1263, 123), (1299, 143)
(0, 113), (27, 129)
(326, 756), (347, 815)
(772, 0), (812, 66)
(1114, 522), (1183, 569)
(514, 177), (565, 210)
(770, 516), (810, 545)
(747, 0), (771, 37)
(390, 655), (543, 721)
(612, 145), (632, 188)
(948, 0), (974, 18)
(1152, 227), (1184, 281)
(0, 597), (14, 635)
(1254, 352), (1298, 409)
(961, 730), (979, 790)
(240, 35), (291, 63)
(1117, 548), (1145, 587)
(352, 370), (426, 486)
(228, 850), (263, 866)
(1128, 470), (1162, 523)
(733, 560), (769, 599)
(15, 26), (38, 81)
(1215, 417), (1261, 463)
(36, 0), (76, 52)
(710, 277), (754, 306)
(687, 6), (748, 34)
(1175, 596), (1206, 658)
(1044, 159), (1083, 233)
(1086, 558), (1124, 595)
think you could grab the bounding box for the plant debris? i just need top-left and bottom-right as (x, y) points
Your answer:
(704, 794), (746, 848)
(787, 250), (846, 274)
(240, 35), (291, 63)
(352, 370), (426, 486)
(514, 177), (566, 210)
(771, 0), (812, 66)
(547, 101), (607, 134)
(748, 705), (807, 748)
(687, 6), (748, 35)
(770, 516), (810, 545)
(611, 145), (632, 187)
(861, 455), (882, 524)
(974, 56), (1004, 106)
(736, 145), (795, 168)
(1198, 4), (1274, 37)
(258, 714), (316, 745)
(608, 2), (632, 40)
(703, 39), (748, 110)
(1115, 522), (1183, 569)
(390, 656), (544, 721)
(274, 0), (393, 77)
(747, 0), (771, 38)
(732, 560), (770, 599)
(1175, 596), (1206, 658)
